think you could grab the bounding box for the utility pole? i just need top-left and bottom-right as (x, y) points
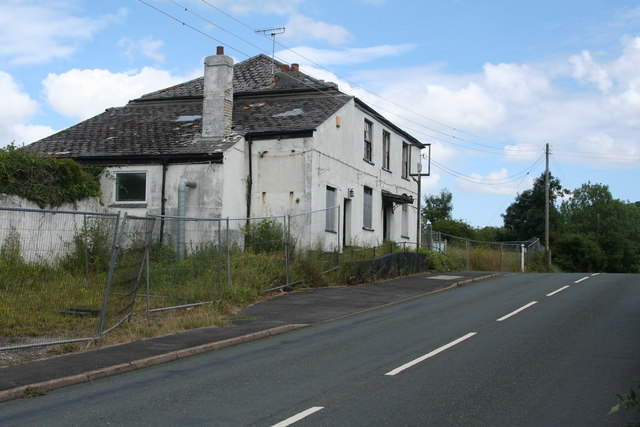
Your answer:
(544, 143), (551, 270)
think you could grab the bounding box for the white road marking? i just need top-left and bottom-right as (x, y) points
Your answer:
(591, 273), (600, 276)
(546, 285), (570, 297)
(574, 276), (590, 283)
(271, 407), (324, 427)
(385, 332), (477, 376)
(427, 275), (463, 280)
(496, 301), (538, 322)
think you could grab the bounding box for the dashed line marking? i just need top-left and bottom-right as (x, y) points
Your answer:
(574, 276), (590, 283)
(271, 407), (324, 427)
(546, 285), (570, 297)
(385, 332), (477, 376)
(496, 301), (538, 322)
(591, 273), (600, 277)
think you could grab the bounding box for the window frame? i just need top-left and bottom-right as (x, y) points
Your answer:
(401, 142), (409, 179)
(382, 130), (391, 171)
(364, 119), (373, 162)
(115, 171), (147, 203)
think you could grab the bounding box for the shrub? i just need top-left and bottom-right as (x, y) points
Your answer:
(243, 219), (286, 254)
(0, 144), (103, 208)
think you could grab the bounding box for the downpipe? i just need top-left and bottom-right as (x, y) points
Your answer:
(177, 179), (197, 259)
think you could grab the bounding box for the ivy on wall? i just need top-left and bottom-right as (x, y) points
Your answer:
(0, 144), (103, 208)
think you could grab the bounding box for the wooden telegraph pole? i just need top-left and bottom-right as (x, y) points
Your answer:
(545, 143), (551, 270)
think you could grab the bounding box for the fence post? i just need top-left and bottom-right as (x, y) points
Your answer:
(217, 220), (222, 289)
(226, 217), (231, 289)
(83, 213), (89, 281)
(520, 244), (525, 272)
(465, 238), (470, 271)
(97, 212), (124, 336)
(285, 214), (291, 286)
(500, 243), (504, 272)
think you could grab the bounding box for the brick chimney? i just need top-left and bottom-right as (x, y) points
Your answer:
(202, 46), (233, 139)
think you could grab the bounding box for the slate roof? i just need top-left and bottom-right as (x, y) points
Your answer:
(28, 54), (350, 162)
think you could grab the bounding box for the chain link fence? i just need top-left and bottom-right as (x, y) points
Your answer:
(7, 204), (539, 352)
(0, 207), (119, 350)
(422, 230), (543, 272)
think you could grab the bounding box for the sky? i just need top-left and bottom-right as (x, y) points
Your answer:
(1, 0), (639, 228)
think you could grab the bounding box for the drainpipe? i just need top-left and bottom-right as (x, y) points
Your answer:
(177, 178), (197, 259)
(159, 160), (168, 243)
(246, 137), (253, 223)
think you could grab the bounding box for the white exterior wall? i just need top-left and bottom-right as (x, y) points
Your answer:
(246, 99), (422, 251)
(310, 100), (421, 249)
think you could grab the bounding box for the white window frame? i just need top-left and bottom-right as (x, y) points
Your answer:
(115, 171), (147, 203)
(401, 142), (409, 179)
(382, 130), (390, 170)
(364, 119), (373, 162)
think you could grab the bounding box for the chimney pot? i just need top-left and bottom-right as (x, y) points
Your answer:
(216, 46), (224, 55)
(291, 63), (299, 72)
(280, 64), (290, 72)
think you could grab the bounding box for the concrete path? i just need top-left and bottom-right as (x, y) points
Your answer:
(0, 271), (499, 402)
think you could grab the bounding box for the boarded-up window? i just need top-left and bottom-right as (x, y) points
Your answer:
(363, 186), (373, 229)
(326, 186), (337, 232)
(402, 204), (409, 237)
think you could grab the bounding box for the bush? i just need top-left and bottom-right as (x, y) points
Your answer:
(243, 219), (286, 254)
(0, 144), (103, 208)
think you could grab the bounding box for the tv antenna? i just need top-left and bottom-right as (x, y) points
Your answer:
(255, 26), (285, 74)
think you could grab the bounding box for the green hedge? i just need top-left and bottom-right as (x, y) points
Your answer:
(0, 145), (103, 208)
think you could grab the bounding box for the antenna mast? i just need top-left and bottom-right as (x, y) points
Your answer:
(255, 26), (285, 74)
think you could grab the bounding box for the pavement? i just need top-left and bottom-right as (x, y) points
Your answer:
(0, 271), (499, 403)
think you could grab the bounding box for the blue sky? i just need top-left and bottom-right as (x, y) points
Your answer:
(1, 0), (639, 228)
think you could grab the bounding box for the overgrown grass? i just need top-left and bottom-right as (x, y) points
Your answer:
(1, 224), (549, 363)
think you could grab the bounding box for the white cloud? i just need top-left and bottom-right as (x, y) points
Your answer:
(118, 37), (165, 62)
(503, 144), (543, 163)
(574, 134), (640, 168)
(0, 1), (123, 64)
(456, 169), (534, 195)
(569, 50), (612, 91)
(277, 44), (416, 66)
(282, 14), (352, 45)
(484, 63), (551, 103)
(0, 72), (54, 146)
(43, 67), (201, 121)
(216, 0), (301, 15)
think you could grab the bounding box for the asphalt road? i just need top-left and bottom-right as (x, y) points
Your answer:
(1, 273), (638, 426)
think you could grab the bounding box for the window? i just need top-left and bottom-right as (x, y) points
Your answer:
(364, 119), (373, 162)
(363, 186), (373, 230)
(325, 186), (337, 232)
(115, 172), (146, 202)
(382, 130), (390, 170)
(402, 142), (409, 179)
(401, 204), (409, 238)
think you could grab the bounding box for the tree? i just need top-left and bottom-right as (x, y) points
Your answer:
(432, 218), (475, 239)
(422, 189), (453, 225)
(558, 182), (640, 273)
(501, 173), (567, 241)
